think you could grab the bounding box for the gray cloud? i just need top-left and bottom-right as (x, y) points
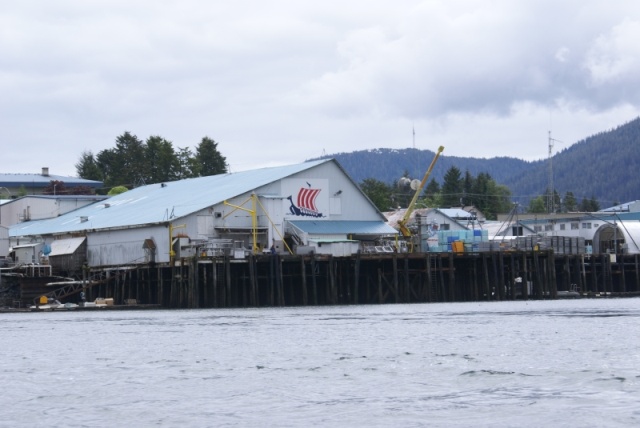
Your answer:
(1, 1), (639, 177)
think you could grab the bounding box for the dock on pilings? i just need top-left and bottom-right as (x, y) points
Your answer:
(17, 250), (639, 310)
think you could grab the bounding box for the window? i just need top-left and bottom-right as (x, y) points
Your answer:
(544, 224), (553, 231)
(559, 224), (566, 230)
(440, 223), (450, 231)
(571, 223), (579, 230)
(582, 222), (592, 229)
(534, 225), (542, 232)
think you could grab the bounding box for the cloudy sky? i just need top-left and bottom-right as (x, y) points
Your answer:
(2, 1), (640, 177)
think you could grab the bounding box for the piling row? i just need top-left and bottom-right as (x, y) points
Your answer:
(77, 251), (640, 308)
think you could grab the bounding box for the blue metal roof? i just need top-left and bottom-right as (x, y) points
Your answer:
(10, 160), (329, 237)
(0, 173), (102, 188)
(289, 220), (397, 235)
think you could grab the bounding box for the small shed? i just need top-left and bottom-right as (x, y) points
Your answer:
(12, 243), (43, 264)
(48, 237), (87, 274)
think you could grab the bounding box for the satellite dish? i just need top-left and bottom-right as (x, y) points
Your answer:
(410, 179), (421, 191)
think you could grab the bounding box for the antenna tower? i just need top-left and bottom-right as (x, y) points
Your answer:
(412, 125), (415, 149)
(547, 131), (563, 213)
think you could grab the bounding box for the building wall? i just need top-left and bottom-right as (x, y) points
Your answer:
(87, 225), (169, 266)
(0, 196), (104, 227)
(13, 243), (43, 264)
(178, 161), (384, 251)
(22, 161), (388, 267)
(0, 226), (8, 260)
(524, 218), (608, 242)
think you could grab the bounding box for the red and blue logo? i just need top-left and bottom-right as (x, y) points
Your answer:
(287, 183), (323, 217)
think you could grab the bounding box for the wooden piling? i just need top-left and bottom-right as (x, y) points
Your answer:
(354, 253), (360, 304)
(301, 256), (308, 306)
(392, 255), (399, 303)
(311, 254), (318, 305)
(482, 253), (490, 300)
(44, 248), (640, 311)
(403, 255), (410, 303)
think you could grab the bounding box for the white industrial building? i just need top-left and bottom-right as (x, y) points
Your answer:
(496, 203), (640, 255)
(8, 159), (396, 270)
(0, 195), (106, 266)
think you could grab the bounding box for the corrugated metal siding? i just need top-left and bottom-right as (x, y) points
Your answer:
(87, 226), (169, 266)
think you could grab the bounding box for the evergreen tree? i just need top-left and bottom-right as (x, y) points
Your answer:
(175, 147), (197, 179)
(484, 181), (512, 220)
(145, 136), (180, 183)
(422, 178), (442, 208)
(553, 190), (561, 213)
(563, 191), (577, 212)
(359, 178), (393, 211)
(528, 196), (546, 213)
(579, 197), (592, 212)
(462, 170), (473, 206)
(589, 195), (600, 211)
(95, 148), (119, 187)
(425, 178), (440, 196)
(194, 136), (227, 176)
(75, 151), (102, 181)
(441, 166), (463, 207)
(114, 131), (146, 187)
(76, 131), (231, 187)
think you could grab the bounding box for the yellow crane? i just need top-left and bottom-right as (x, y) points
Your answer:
(397, 146), (445, 250)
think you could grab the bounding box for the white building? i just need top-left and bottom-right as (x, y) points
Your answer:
(0, 195), (107, 228)
(9, 160), (396, 269)
(496, 200), (640, 255)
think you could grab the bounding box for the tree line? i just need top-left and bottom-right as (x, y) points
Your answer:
(359, 166), (513, 220)
(65, 131), (602, 215)
(526, 190), (601, 214)
(358, 166), (602, 220)
(75, 131), (227, 191)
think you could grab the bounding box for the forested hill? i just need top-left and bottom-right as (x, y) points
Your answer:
(308, 117), (640, 207)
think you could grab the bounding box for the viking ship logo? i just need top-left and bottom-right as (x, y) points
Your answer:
(287, 182), (323, 217)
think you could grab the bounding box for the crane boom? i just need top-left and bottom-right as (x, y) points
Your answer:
(397, 145), (445, 238)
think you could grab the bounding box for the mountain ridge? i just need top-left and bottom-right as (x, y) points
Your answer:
(309, 117), (640, 207)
